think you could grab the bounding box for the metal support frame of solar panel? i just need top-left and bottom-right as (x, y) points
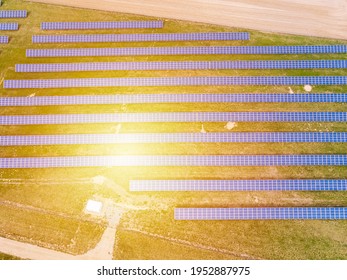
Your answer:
(2, 132), (347, 146)
(4, 76), (347, 89)
(1, 112), (347, 125)
(130, 179), (347, 191)
(1, 155), (347, 168)
(174, 207), (347, 220)
(15, 60), (347, 73)
(25, 45), (347, 57)
(0, 23), (18, 31)
(32, 32), (249, 43)
(2, 94), (347, 106)
(0, 10), (27, 18)
(0, 35), (8, 44)
(41, 21), (163, 30)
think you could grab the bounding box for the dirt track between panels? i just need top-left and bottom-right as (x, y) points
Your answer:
(29, 0), (347, 40)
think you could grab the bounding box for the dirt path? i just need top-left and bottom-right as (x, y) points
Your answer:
(29, 0), (347, 40)
(0, 237), (76, 260)
(78, 208), (123, 260)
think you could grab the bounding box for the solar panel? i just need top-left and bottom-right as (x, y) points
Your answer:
(0, 35), (9, 44)
(174, 207), (347, 220)
(0, 10), (27, 18)
(1, 112), (347, 125)
(1, 94), (347, 106)
(130, 179), (347, 191)
(0, 23), (19, 31)
(1, 155), (347, 168)
(15, 60), (347, 72)
(4, 76), (347, 88)
(26, 45), (347, 57)
(2, 132), (347, 146)
(32, 32), (250, 43)
(41, 21), (164, 30)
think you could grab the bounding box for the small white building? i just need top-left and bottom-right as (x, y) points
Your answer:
(85, 199), (103, 214)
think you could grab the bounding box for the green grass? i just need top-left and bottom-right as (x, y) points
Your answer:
(1, 0), (347, 259)
(0, 252), (22, 260)
(119, 210), (347, 260)
(116, 229), (241, 260)
(0, 183), (99, 214)
(3, 143), (347, 157)
(0, 203), (106, 254)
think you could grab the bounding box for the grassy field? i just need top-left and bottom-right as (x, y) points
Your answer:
(1, 0), (347, 259)
(0, 202), (106, 254)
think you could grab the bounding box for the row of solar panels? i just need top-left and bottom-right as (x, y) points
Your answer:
(1, 112), (347, 125)
(0, 10), (27, 18)
(0, 11), (25, 44)
(2, 94), (347, 106)
(15, 60), (347, 72)
(41, 21), (163, 30)
(174, 208), (347, 220)
(32, 32), (249, 43)
(1, 155), (347, 168)
(4, 76), (347, 88)
(2, 132), (347, 145)
(129, 180), (347, 191)
(0, 23), (18, 30)
(25, 45), (347, 57)
(0, 35), (8, 43)
(4, 12), (345, 222)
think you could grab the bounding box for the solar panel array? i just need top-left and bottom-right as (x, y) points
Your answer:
(15, 60), (347, 72)
(2, 132), (347, 146)
(25, 45), (347, 57)
(2, 94), (347, 106)
(130, 179), (347, 191)
(0, 23), (18, 31)
(32, 32), (250, 43)
(41, 21), (164, 30)
(1, 155), (347, 168)
(0, 35), (9, 44)
(174, 207), (347, 220)
(1, 112), (347, 125)
(3, 11), (347, 223)
(4, 76), (347, 88)
(0, 10), (27, 18)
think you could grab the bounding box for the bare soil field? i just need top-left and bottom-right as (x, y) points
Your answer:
(29, 0), (347, 40)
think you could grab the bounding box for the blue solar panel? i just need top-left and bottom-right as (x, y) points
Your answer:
(1, 112), (347, 125)
(41, 21), (163, 30)
(4, 76), (347, 88)
(15, 60), (347, 72)
(32, 32), (250, 43)
(130, 179), (347, 191)
(174, 207), (347, 220)
(1, 155), (347, 168)
(0, 10), (27, 18)
(0, 35), (9, 44)
(26, 45), (347, 57)
(1, 94), (347, 106)
(2, 132), (347, 146)
(0, 23), (19, 31)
